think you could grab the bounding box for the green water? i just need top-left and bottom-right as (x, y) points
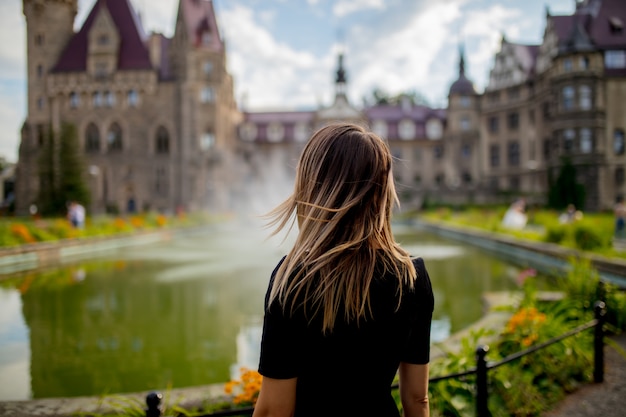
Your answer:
(0, 222), (522, 400)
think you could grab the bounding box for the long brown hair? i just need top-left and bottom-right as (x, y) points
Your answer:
(265, 123), (416, 333)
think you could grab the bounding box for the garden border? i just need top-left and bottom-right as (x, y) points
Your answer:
(413, 219), (626, 288)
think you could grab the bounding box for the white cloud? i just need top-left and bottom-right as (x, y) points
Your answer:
(76, 0), (178, 36)
(219, 5), (332, 110)
(0, 0), (26, 162)
(0, 0), (25, 80)
(333, 0), (386, 18)
(0, 85), (24, 162)
(346, 1), (463, 106)
(460, 3), (540, 94)
(0, 0), (579, 163)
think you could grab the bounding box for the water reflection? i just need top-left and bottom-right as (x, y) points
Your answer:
(0, 222), (520, 400)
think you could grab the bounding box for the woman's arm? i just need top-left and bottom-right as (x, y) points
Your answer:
(252, 376), (297, 417)
(399, 362), (430, 417)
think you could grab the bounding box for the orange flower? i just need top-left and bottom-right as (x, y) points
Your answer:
(156, 215), (167, 227)
(224, 368), (263, 406)
(130, 216), (144, 228)
(10, 223), (36, 243)
(505, 307), (547, 334)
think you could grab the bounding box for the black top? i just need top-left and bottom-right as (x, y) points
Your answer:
(258, 257), (434, 417)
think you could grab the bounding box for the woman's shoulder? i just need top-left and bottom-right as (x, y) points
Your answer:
(409, 256), (432, 288)
(410, 256), (427, 275)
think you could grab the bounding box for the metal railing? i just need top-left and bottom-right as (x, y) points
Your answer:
(145, 301), (606, 417)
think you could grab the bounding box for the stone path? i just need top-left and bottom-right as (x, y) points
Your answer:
(542, 332), (626, 417)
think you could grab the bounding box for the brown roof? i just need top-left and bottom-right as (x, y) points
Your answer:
(180, 0), (224, 51)
(52, 0), (152, 73)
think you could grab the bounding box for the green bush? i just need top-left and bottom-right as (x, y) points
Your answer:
(572, 223), (607, 251)
(544, 224), (568, 244)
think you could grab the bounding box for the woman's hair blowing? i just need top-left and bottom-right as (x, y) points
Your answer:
(265, 123), (416, 333)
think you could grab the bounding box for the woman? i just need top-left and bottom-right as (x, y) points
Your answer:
(254, 123), (434, 417)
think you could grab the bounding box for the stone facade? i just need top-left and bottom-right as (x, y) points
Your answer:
(238, 0), (626, 211)
(16, 0), (626, 215)
(16, 0), (239, 215)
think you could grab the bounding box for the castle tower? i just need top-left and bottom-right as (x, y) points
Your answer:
(17, 0), (77, 215)
(445, 45), (480, 191)
(23, 0), (77, 125)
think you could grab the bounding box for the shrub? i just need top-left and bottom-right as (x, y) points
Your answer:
(544, 224), (568, 244)
(572, 223), (607, 251)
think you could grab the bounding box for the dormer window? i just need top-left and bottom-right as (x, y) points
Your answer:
(203, 60), (213, 75)
(95, 62), (108, 78)
(202, 32), (211, 46)
(240, 122), (257, 142)
(609, 16), (623, 34)
(372, 120), (388, 138)
(398, 119), (416, 140)
(267, 122), (285, 143)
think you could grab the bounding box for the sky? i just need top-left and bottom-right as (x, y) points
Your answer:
(0, 0), (576, 163)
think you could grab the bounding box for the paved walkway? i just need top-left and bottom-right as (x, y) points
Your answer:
(543, 332), (626, 417)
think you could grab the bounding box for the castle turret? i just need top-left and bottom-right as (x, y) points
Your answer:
(23, 0), (77, 122)
(17, 0), (77, 215)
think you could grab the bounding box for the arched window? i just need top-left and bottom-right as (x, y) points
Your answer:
(156, 126), (169, 154)
(85, 123), (100, 153)
(107, 123), (123, 152)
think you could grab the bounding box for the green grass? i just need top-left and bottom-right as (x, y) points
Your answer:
(413, 206), (626, 260)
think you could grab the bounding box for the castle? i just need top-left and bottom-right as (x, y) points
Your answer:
(16, 0), (626, 215)
(17, 0), (239, 215)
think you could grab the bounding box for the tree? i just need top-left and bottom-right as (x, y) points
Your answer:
(36, 122), (90, 216)
(548, 157), (586, 210)
(37, 124), (58, 215)
(364, 88), (431, 107)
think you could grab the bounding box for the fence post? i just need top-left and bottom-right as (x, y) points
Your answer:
(146, 391), (163, 417)
(475, 345), (490, 417)
(594, 300), (606, 383)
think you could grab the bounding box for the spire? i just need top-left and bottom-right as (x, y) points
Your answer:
(561, 19), (595, 53)
(335, 52), (347, 97)
(336, 53), (347, 84)
(459, 44), (466, 77)
(449, 44), (476, 96)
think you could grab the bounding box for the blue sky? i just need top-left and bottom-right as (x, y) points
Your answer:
(0, 0), (575, 162)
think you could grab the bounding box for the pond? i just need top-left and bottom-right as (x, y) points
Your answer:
(0, 220), (523, 401)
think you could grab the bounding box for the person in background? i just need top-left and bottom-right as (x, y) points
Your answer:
(559, 204), (583, 224)
(502, 198), (527, 230)
(253, 123), (435, 417)
(67, 201), (86, 229)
